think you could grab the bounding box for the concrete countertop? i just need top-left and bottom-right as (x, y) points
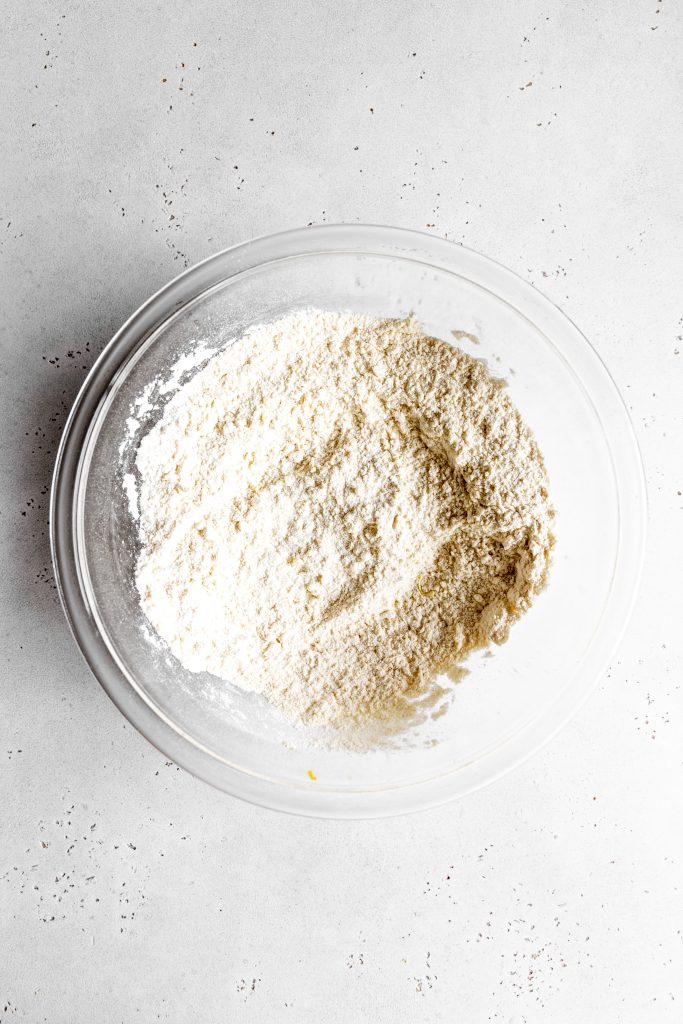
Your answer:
(2, 1), (681, 1020)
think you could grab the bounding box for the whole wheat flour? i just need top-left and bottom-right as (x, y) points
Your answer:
(134, 311), (554, 730)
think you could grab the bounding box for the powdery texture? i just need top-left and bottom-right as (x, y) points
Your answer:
(135, 312), (554, 729)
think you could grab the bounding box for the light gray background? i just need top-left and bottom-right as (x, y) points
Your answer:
(2, 1), (682, 1020)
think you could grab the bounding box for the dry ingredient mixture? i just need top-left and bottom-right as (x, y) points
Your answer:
(135, 311), (554, 730)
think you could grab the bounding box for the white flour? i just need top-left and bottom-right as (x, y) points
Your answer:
(134, 311), (554, 730)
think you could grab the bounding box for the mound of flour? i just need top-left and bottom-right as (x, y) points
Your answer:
(135, 311), (554, 729)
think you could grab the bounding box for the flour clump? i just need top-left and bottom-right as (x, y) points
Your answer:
(135, 311), (554, 730)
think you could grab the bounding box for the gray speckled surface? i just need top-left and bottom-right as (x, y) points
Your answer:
(2, 1), (682, 1020)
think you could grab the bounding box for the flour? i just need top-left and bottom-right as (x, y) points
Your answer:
(134, 311), (554, 730)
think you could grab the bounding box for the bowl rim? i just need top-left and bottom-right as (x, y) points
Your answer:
(50, 223), (647, 818)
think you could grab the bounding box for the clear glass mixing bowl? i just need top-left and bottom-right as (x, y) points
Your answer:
(50, 225), (646, 817)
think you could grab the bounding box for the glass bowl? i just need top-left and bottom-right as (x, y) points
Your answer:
(50, 225), (646, 818)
